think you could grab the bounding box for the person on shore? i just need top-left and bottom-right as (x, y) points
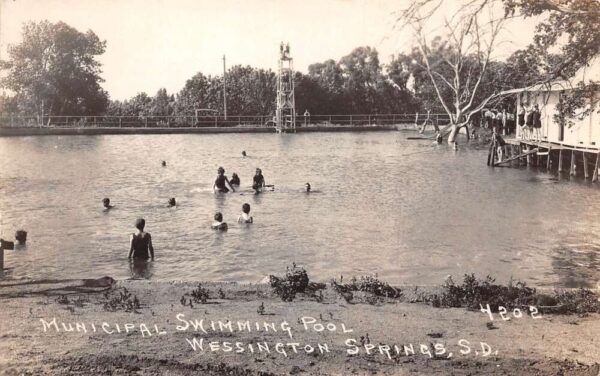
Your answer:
(238, 203), (253, 224)
(102, 198), (114, 211)
(168, 198), (177, 207)
(252, 168), (265, 194)
(213, 167), (235, 193)
(230, 173), (240, 187)
(128, 218), (154, 261)
(212, 212), (228, 230)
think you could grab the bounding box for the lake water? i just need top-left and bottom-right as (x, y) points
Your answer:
(0, 132), (599, 288)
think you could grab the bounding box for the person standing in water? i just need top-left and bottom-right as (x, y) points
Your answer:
(252, 168), (265, 194)
(128, 218), (154, 260)
(230, 173), (240, 187)
(237, 203), (253, 223)
(213, 167), (235, 193)
(212, 212), (228, 230)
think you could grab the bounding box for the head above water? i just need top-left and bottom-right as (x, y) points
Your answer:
(305, 183), (311, 192)
(15, 230), (27, 244)
(214, 212), (223, 222)
(242, 203), (251, 214)
(102, 198), (110, 208)
(242, 151), (247, 157)
(232, 173), (238, 178)
(135, 218), (146, 232)
(161, 160), (166, 167)
(168, 198), (176, 207)
(255, 168), (262, 175)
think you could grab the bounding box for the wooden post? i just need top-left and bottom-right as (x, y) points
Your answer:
(558, 149), (563, 172)
(570, 150), (576, 176)
(119, 117), (122, 128)
(593, 153), (600, 182)
(145, 118), (148, 128)
(350, 115), (353, 126)
(0, 247), (3, 276)
(583, 152), (590, 179)
(546, 147), (551, 170)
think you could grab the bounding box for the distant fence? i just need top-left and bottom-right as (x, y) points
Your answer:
(0, 113), (452, 128)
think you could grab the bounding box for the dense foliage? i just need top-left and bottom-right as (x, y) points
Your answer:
(0, 21), (109, 117)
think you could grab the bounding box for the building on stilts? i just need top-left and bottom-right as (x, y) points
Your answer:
(492, 58), (600, 181)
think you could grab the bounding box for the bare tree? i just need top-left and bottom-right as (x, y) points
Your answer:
(396, 0), (506, 143)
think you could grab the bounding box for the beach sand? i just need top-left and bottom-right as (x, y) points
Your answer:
(0, 277), (598, 375)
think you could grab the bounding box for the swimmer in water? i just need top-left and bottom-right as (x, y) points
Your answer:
(230, 173), (240, 186)
(168, 198), (176, 207)
(213, 167), (235, 193)
(237, 203), (253, 224)
(102, 198), (114, 211)
(161, 161), (167, 167)
(435, 132), (443, 144)
(305, 183), (311, 193)
(252, 168), (265, 194)
(128, 218), (154, 261)
(242, 151), (247, 158)
(211, 212), (228, 231)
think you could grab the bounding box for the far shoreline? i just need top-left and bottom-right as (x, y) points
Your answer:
(0, 124), (405, 137)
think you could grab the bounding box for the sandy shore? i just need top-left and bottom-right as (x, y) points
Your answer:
(0, 277), (599, 376)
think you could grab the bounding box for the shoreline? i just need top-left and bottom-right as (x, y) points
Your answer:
(1, 277), (598, 375)
(0, 124), (403, 137)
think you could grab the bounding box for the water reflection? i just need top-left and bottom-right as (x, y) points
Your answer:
(129, 259), (154, 280)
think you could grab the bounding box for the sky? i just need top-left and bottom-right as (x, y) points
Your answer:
(0, 0), (538, 100)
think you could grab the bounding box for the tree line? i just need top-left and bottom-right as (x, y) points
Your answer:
(1, 0), (597, 123)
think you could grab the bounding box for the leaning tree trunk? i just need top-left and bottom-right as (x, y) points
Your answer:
(447, 123), (459, 144)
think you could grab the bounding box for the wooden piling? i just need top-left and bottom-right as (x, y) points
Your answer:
(546, 147), (551, 170)
(593, 153), (600, 182)
(0, 247), (3, 276)
(583, 152), (590, 179)
(558, 149), (563, 172)
(570, 150), (576, 176)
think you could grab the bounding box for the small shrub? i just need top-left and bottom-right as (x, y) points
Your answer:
(269, 263), (310, 302)
(191, 284), (210, 304)
(103, 288), (141, 313)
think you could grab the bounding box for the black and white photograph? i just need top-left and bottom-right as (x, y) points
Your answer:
(0, 0), (599, 375)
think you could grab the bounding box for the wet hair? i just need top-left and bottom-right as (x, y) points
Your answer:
(161, 161), (166, 167)
(256, 168), (261, 173)
(214, 212), (223, 222)
(218, 166), (225, 173)
(242, 203), (251, 214)
(15, 230), (27, 244)
(168, 198), (176, 207)
(102, 198), (110, 207)
(232, 173), (239, 178)
(135, 218), (146, 231)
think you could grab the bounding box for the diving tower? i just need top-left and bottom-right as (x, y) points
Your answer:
(275, 43), (296, 133)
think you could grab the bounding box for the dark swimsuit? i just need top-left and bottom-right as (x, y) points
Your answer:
(215, 175), (229, 192)
(131, 233), (151, 259)
(518, 113), (525, 126)
(252, 175), (264, 190)
(533, 111), (542, 128)
(230, 176), (240, 186)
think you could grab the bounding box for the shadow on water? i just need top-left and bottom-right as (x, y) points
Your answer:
(551, 245), (600, 288)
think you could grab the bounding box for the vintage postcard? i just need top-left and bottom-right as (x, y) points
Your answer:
(0, 0), (599, 375)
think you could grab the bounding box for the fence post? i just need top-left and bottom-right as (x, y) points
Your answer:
(119, 117), (122, 128)
(350, 115), (353, 126)
(368, 115), (371, 126)
(10, 115), (14, 127)
(145, 118), (148, 128)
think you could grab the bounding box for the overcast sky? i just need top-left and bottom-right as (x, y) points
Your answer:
(0, 0), (538, 100)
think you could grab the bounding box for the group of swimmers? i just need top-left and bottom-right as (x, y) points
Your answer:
(213, 166), (267, 194)
(101, 157), (314, 263)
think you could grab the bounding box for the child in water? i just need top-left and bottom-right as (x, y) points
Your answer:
(102, 198), (114, 211)
(237, 203), (253, 223)
(252, 168), (265, 194)
(213, 167), (235, 193)
(212, 212), (228, 230)
(168, 198), (176, 207)
(128, 218), (154, 260)
(230, 173), (240, 186)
